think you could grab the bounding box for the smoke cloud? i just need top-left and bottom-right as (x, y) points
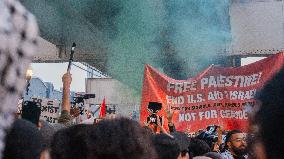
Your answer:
(106, 0), (232, 93)
(22, 0), (232, 95)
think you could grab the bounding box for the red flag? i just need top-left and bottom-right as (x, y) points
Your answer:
(99, 98), (106, 118)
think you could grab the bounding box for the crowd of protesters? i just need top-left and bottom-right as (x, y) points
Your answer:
(5, 68), (284, 159)
(0, 0), (284, 159)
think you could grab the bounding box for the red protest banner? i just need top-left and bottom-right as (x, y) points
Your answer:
(140, 52), (284, 133)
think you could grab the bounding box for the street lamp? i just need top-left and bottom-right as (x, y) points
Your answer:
(26, 68), (33, 81)
(25, 67), (33, 95)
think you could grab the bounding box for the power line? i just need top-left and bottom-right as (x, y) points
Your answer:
(71, 63), (107, 78)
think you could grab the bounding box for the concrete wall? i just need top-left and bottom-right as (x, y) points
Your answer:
(85, 78), (140, 119)
(32, 0), (284, 63)
(229, 0), (284, 55)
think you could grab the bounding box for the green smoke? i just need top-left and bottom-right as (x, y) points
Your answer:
(106, 0), (232, 94)
(21, 0), (232, 96)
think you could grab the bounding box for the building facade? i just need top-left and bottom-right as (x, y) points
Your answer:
(85, 78), (140, 120)
(23, 77), (75, 102)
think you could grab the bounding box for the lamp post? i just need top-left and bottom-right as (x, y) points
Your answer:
(25, 67), (33, 95)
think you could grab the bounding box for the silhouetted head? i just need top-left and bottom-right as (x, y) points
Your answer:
(3, 119), (44, 159)
(88, 118), (157, 159)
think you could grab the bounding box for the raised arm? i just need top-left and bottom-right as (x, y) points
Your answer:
(166, 107), (176, 133)
(58, 72), (73, 125)
(61, 72), (72, 112)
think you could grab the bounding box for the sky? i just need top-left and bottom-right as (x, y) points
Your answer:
(30, 57), (266, 93)
(241, 57), (266, 66)
(31, 62), (87, 92)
